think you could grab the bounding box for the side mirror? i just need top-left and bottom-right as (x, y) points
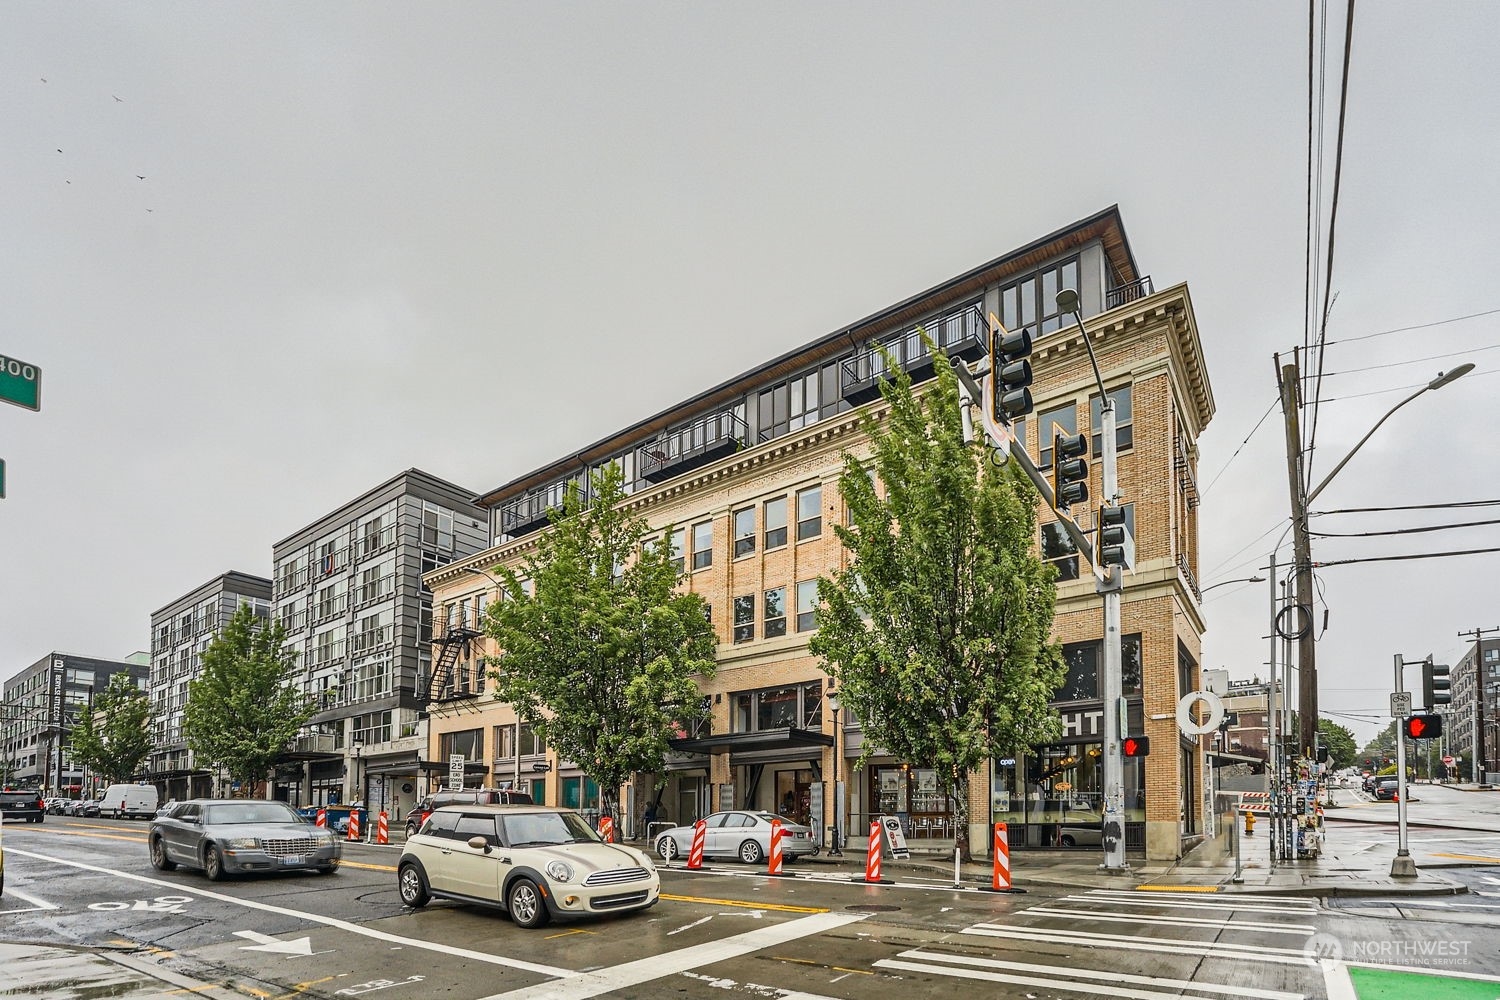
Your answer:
(467, 836), (491, 852)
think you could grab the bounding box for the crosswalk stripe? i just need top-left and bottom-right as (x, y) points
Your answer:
(1051, 894), (1318, 916)
(1084, 889), (1318, 909)
(1023, 906), (1314, 935)
(887, 949), (1305, 1000)
(963, 925), (1314, 966)
(874, 958), (1303, 1000)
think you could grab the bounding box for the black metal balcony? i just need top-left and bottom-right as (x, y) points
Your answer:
(1106, 275), (1153, 309)
(499, 478), (584, 538)
(638, 407), (753, 484)
(840, 304), (986, 405)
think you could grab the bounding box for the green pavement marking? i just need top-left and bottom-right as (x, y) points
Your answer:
(1349, 966), (1500, 999)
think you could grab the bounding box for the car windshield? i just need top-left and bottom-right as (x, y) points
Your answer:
(500, 810), (601, 847)
(203, 803), (302, 825)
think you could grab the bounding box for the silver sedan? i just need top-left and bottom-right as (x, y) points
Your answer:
(654, 811), (817, 864)
(148, 799), (341, 880)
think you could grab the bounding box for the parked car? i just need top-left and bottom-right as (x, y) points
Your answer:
(0, 789), (46, 823)
(653, 811), (817, 864)
(45, 797), (66, 815)
(1374, 778), (1400, 801)
(1362, 774), (1378, 794)
(404, 789), (535, 838)
(98, 783), (159, 820)
(156, 800), (179, 818)
(397, 804), (658, 928)
(149, 799), (341, 880)
(76, 799), (101, 818)
(1054, 810), (1104, 848)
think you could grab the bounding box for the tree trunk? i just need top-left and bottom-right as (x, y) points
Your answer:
(950, 767), (972, 862)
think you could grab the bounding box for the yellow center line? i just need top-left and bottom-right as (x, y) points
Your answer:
(1135, 884), (1221, 893)
(773, 957), (818, 966)
(1432, 852), (1500, 863)
(832, 966), (873, 975)
(60, 821), (137, 832)
(660, 893), (827, 913)
(270, 976), (336, 1000)
(544, 927), (597, 939)
(338, 859), (397, 872)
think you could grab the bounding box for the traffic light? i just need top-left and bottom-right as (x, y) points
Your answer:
(1423, 657), (1451, 708)
(1403, 714), (1443, 740)
(1121, 735), (1151, 757)
(989, 326), (1034, 424)
(1097, 504), (1135, 569)
(1053, 432), (1089, 510)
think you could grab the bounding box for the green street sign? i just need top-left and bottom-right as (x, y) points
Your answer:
(0, 459), (6, 499)
(0, 355), (41, 411)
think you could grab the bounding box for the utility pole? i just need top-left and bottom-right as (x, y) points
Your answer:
(1460, 627), (1498, 787)
(1275, 354), (1318, 758)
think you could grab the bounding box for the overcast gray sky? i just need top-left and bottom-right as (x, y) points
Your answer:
(4, 3), (1497, 744)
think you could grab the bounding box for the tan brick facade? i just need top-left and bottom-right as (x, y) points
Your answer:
(427, 217), (1213, 862)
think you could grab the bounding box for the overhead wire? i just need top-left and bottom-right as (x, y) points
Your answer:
(1323, 305), (1500, 346)
(1317, 546), (1500, 567)
(1310, 516), (1500, 538)
(1200, 394), (1279, 495)
(1308, 341), (1500, 379)
(1314, 499), (1500, 515)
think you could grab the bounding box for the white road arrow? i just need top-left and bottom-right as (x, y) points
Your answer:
(234, 930), (314, 955)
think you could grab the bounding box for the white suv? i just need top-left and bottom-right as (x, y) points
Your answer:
(397, 805), (659, 928)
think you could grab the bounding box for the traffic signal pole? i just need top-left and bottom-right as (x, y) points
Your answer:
(1392, 654), (1416, 878)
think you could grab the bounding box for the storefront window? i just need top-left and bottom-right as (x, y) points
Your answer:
(990, 746), (1147, 846)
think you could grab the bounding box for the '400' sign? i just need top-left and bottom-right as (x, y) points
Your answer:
(0, 355), (41, 412)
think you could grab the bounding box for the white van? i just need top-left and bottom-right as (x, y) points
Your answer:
(98, 784), (159, 820)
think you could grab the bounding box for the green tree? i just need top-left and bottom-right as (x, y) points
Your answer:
(69, 672), (153, 783)
(1359, 721), (1396, 764)
(485, 463), (718, 822)
(810, 346), (1066, 861)
(183, 605), (313, 795)
(1316, 718), (1357, 770)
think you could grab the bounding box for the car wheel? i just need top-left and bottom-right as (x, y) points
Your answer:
(406, 821), (418, 838)
(1059, 835), (1076, 848)
(656, 835), (679, 862)
(398, 862), (429, 907)
(149, 836), (177, 871)
(507, 877), (550, 929)
(316, 863), (339, 875)
(205, 844), (227, 882)
(738, 840), (764, 865)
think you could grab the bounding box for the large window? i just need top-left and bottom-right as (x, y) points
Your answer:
(497, 723), (547, 759)
(421, 502), (455, 554)
(764, 497), (788, 550)
(733, 507), (756, 558)
(999, 256), (1081, 337)
(692, 521), (713, 570)
(439, 728), (482, 762)
(733, 596), (755, 644)
(764, 587), (787, 638)
(795, 580), (818, 632)
(352, 710), (393, 745)
(731, 681), (823, 732)
(1090, 386), (1134, 456)
(796, 486), (821, 541)
(669, 528), (686, 574)
(1056, 634), (1144, 701)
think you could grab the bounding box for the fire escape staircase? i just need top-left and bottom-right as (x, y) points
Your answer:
(427, 608), (483, 715)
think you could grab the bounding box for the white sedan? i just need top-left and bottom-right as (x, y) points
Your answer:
(655, 811), (818, 864)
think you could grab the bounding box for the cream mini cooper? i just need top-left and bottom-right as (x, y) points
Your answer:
(397, 804), (659, 928)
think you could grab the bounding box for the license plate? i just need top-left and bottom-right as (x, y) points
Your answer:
(281, 855), (304, 865)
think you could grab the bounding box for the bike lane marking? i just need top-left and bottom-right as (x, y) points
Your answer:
(5, 847), (572, 980)
(476, 910), (868, 1000)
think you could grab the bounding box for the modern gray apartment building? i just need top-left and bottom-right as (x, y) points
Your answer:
(147, 571), (273, 800)
(1, 652), (149, 794)
(271, 468), (486, 819)
(1451, 636), (1500, 780)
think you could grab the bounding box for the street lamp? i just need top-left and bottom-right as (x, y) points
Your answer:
(1285, 361), (1473, 755)
(1056, 288), (1129, 874)
(1200, 575), (1266, 596)
(827, 687), (843, 857)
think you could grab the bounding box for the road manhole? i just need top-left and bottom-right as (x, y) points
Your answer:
(846, 904), (901, 912)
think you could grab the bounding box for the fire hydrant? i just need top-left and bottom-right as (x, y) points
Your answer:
(1244, 810), (1256, 836)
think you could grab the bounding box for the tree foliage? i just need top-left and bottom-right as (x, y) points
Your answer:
(809, 346), (1066, 859)
(183, 604), (313, 794)
(1317, 718), (1357, 770)
(69, 672), (153, 783)
(485, 463), (718, 819)
(1359, 720), (1397, 762)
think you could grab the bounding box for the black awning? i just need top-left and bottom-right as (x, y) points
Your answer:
(1209, 750), (1266, 771)
(275, 749), (343, 763)
(362, 752), (422, 775)
(668, 726), (833, 757)
(148, 768), (212, 780)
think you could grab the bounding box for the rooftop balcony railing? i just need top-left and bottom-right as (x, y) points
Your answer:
(638, 406), (756, 484)
(1106, 275), (1154, 309)
(840, 305), (986, 406)
(499, 476), (587, 539)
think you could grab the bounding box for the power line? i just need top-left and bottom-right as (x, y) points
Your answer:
(1309, 341), (1500, 379)
(1325, 305), (1500, 346)
(1311, 517), (1500, 538)
(1314, 499), (1500, 515)
(1317, 546), (1500, 568)
(1200, 395), (1279, 495)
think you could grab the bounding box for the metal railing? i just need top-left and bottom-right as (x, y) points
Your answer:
(839, 304), (985, 402)
(1179, 554), (1202, 602)
(1105, 276), (1154, 309)
(499, 476), (587, 537)
(637, 406), (754, 483)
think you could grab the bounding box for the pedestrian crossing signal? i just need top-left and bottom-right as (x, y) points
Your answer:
(1402, 714), (1442, 740)
(1121, 736), (1151, 757)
